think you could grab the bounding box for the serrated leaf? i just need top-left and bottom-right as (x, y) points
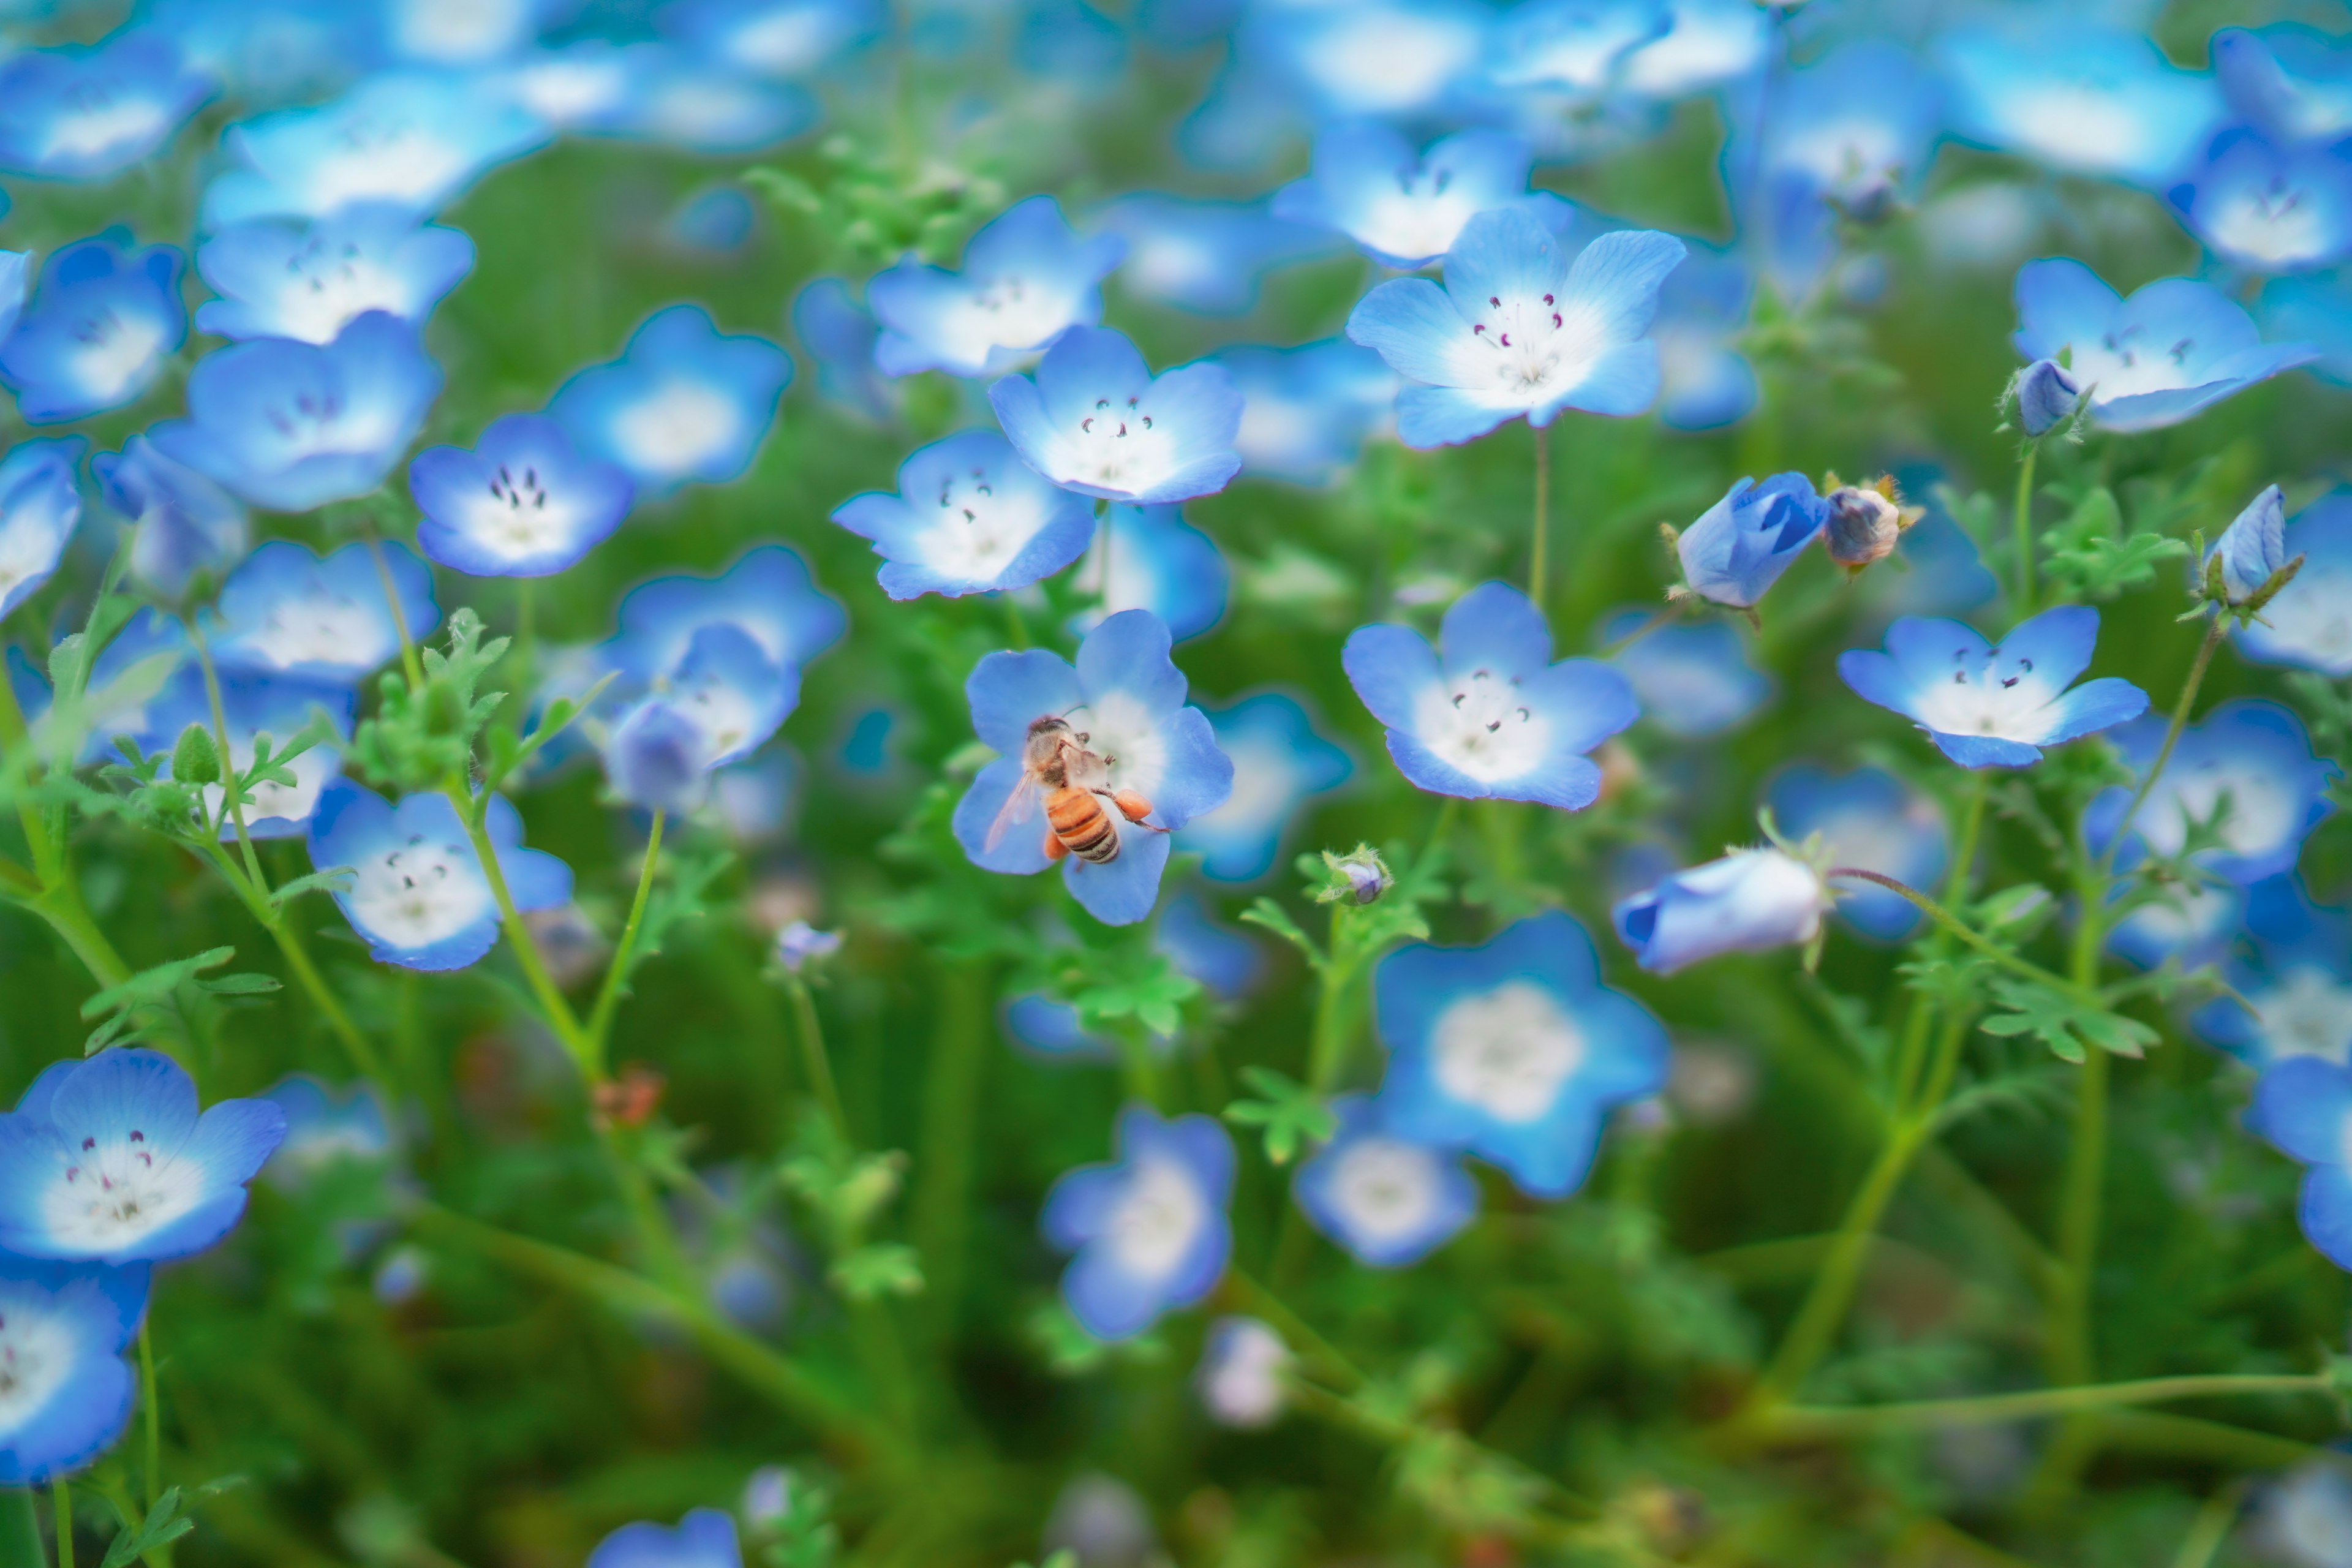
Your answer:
(1239, 897), (1322, 967)
(1222, 1066), (1336, 1165)
(267, 866), (355, 907)
(829, 1242), (924, 1301)
(1979, 976), (2157, 1063)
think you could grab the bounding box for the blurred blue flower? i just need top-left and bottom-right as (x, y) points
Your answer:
(257, 1075), (394, 1189)
(1344, 581), (1636, 809)
(2261, 271), (2352, 380)
(149, 312), (443, 511)
(2206, 484), (2289, 605)
(990, 326), (1242, 504)
(196, 208), (475, 345)
(548, 305), (793, 496)
(1292, 1094), (1476, 1267)
(0, 249), (26, 344)
(2252, 1055), (2352, 1268)
(1486, 0), (1668, 94)
(74, 609), (190, 762)
(2084, 700), (2335, 887)
(1741, 40), (1939, 295)
(1839, 606), (2150, 769)
(0, 439), (86, 622)
(1194, 1315), (1287, 1428)
(1613, 848), (1833, 973)
(660, 0), (888, 77)
(411, 413), (635, 578)
(2214, 26), (2352, 148)
(380, 0), (557, 66)
(0, 1048), (287, 1264)
(2013, 357), (2081, 437)
(603, 545), (845, 692)
(140, 0), (371, 108)
(1091, 195), (1336, 315)
(600, 62), (816, 154)
(1674, 472), (1825, 609)
(0, 33), (214, 181)
(0, 1254), (148, 1485)
(710, 747), (801, 845)
(1212, 339), (1396, 486)
(1178, 691), (1351, 883)
(496, 41), (668, 134)
(0, 234), (185, 424)
(134, 665), (355, 838)
(1612, 0), (1768, 101)
(1602, 609), (1770, 738)
(1373, 909), (1667, 1197)
(94, 435), (249, 603)
(1938, 25), (2221, 189)
(1346, 209), (1685, 448)
(1652, 247), (1755, 430)
(308, 779), (573, 971)
(587, 1508), (742, 1568)
(209, 540), (439, 685)
(2169, 130), (2352, 276)
(1042, 1104), (1233, 1340)
(1883, 504), (2000, 617)
(869, 197), (1124, 379)
(603, 625), (796, 813)
(952, 609), (1232, 927)
(1765, 765), (1947, 941)
(1065, 503), (1227, 644)
(1017, 0), (1127, 82)
(664, 186), (757, 254)
(6, 647), (46, 723)
(2106, 873), (2242, 974)
(832, 428), (1096, 600)
(2234, 494), (2352, 674)
(1232, 0), (1491, 127)
(1272, 124), (1563, 271)
(791, 277), (896, 421)
(2195, 875), (2351, 1070)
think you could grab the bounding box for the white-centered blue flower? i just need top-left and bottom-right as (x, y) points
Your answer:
(0, 234), (186, 425)
(1065, 503), (1229, 644)
(1601, 608), (1771, 739)
(2196, 876), (2352, 1070)
(2252, 1054), (2352, 1269)
(1487, 0), (1670, 94)
(380, 0), (558, 67)
(490, 40), (660, 134)
(831, 428), (1096, 600)
(1346, 208), (1686, 448)
(208, 540), (440, 685)
(1194, 1316), (1289, 1429)
(1744, 40), (1940, 293)
(1675, 472), (1828, 609)
(2084, 700), (2335, 888)
(1042, 1104), (1234, 1341)
(0, 1254), (149, 1487)
(1090, 195), (1337, 316)
(2106, 873), (2242, 975)
(195, 206), (476, 344)
(1292, 1095), (1477, 1267)
(1234, 0), (1491, 125)
(2214, 26), (2352, 147)
(1212, 339), (1397, 486)
(1653, 247), (1757, 431)
(868, 197), (1125, 379)
(989, 325), (1243, 505)
(1273, 124), (1565, 271)
(1765, 766), (1948, 942)
(0, 34), (215, 181)
(72, 609), (190, 764)
(1613, 848), (1835, 974)
(791, 277), (895, 422)
(410, 413), (635, 578)
(1937, 24), (2223, 189)
(0, 439), (86, 623)
(1178, 691), (1352, 883)
(1613, 0), (1770, 100)
(547, 305), (793, 496)
(2234, 494), (2352, 674)
(257, 1075), (394, 1189)
(587, 1508), (742, 1568)
(134, 665), (355, 839)
(307, 779), (573, 971)
(2169, 130), (2352, 276)
(660, 0), (887, 78)
(0, 1048), (288, 1264)
(1373, 910), (1667, 1197)
(602, 626), (796, 814)
(94, 435), (249, 603)
(601, 545), (846, 694)
(1838, 606), (2150, 769)
(1344, 581), (1637, 809)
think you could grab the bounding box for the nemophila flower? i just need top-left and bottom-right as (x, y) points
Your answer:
(0, 439), (87, 622)
(1042, 1105), (1234, 1340)
(868, 197), (1125, 379)
(492, 40), (659, 133)
(2215, 26), (2352, 147)
(2011, 258), (2317, 434)
(195, 208), (477, 344)
(662, 0), (888, 77)
(0, 1254), (148, 1487)
(1179, 692), (1352, 883)
(1090, 195), (1336, 315)
(831, 429), (1096, 600)
(601, 62), (816, 154)
(1234, 0), (1490, 126)
(2013, 357), (2081, 437)
(2084, 701), (2335, 886)
(1372, 910), (1667, 1197)
(2234, 495), (2352, 674)
(2206, 484), (2290, 606)
(1764, 766), (1948, 941)
(1601, 609), (1771, 739)
(2195, 876), (2352, 1069)
(0, 1048), (288, 1264)
(75, 609), (191, 762)
(1746, 40), (1940, 293)
(953, 609), (1232, 926)
(94, 435), (249, 603)
(1881, 507), (2002, 617)
(1273, 125), (1564, 271)
(547, 306), (793, 497)
(202, 72), (554, 228)
(791, 277), (895, 422)
(1346, 208), (1686, 449)
(2252, 1057), (2352, 1268)
(603, 627), (795, 813)
(410, 413), (635, 578)
(1345, 582), (1638, 809)
(663, 186), (756, 254)
(1613, 0), (1770, 100)
(2106, 875), (2242, 973)
(381, 0), (560, 66)
(2169, 130), (2352, 276)
(2253, 1463), (2352, 1568)
(1673, 473), (1827, 609)
(1653, 248), (1757, 431)
(989, 326), (1242, 505)
(1195, 1316), (1289, 1429)
(135, 665), (356, 837)
(0, 34), (215, 181)
(0, 250), (26, 344)
(209, 540), (440, 685)
(1486, 0), (1669, 94)
(0, 235), (186, 424)
(1211, 339), (1396, 486)
(1937, 25), (2222, 189)
(308, 779), (573, 971)
(1613, 848), (1834, 973)
(257, 1075), (394, 1189)
(587, 1509), (742, 1568)
(149, 312), (443, 511)
(1066, 504), (1228, 644)
(1292, 1095), (1477, 1267)
(603, 546), (846, 691)
(1837, 606), (2150, 769)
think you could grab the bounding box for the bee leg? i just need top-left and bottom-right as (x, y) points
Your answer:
(1109, 789), (1169, 831)
(1043, 829), (1069, 862)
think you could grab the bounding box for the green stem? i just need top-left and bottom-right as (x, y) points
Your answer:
(1763, 1372), (2327, 1436)
(364, 533), (426, 692)
(138, 1323), (160, 1510)
(1825, 869), (2096, 1005)
(585, 811), (665, 1063)
(184, 620), (264, 889)
(911, 963), (990, 1343)
(1529, 420), (1551, 610)
(1000, 593), (1028, 651)
(0, 668), (131, 989)
(2013, 437), (2040, 615)
(784, 975), (851, 1142)
(2098, 613), (2227, 879)
(2171, 1483), (2247, 1568)
(51, 1479), (69, 1568)
(0, 1491), (37, 1568)
(1224, 1267), (1364, 1392)
(448, 783), (595, 1079)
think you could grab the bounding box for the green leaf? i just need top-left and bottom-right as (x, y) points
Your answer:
(80, 948), (278, 1051)
(1239, 897), (1322, 967)
(346, 608), (510, 794)
(1042, 933), (1202, 1040)
(99, 1477), (243, 1568)
(1978, 976), (2157, 1063)
(829, 1242), (925, 1301)
(2037, 485), (2190, 601)
(1222, 1066), (1337, 1166)
(266, 866), (356, 908)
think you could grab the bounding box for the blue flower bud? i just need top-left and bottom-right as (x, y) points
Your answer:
(1676, 473), (1828, 608)
(774, 919), (843, 973)
(2015, 356), (2081, 437)
(2205, 483), (2290, 605)
(1611, 848), (1833, 974)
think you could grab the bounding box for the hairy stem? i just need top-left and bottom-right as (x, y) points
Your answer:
(585, 810), (665, 1060)
(2013, 437), (2040, 615)
(449, 783), (594, 1079)
(1529, 421), (1552, 609)
(784, 974), (851, 1143)
(1765, 1372), (2328, 1436)
(1825, 868), (2094, 1003)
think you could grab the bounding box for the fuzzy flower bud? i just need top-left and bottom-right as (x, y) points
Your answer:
(1823, 477), (1912, 571)
(2014, 358), (2081, 437)
(168, 720), (221, 786)
(774, 919), (843, 973)
(1317, 845), (1392, 905)
(1610, 848), (1834, 974)
(2204, 483), (2292, 605)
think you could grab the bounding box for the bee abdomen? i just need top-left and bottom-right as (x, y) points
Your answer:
(1047, 790), (1119, 864)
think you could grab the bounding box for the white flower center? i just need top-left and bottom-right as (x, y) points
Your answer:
(0, 1292), (80, 1439)
(1355, 165), (1482, 262)
(1062, 393), (1182, 492)
(454, 460), (598, 560)
(315, 118), (475, 208)
(1905, 641), (2065, 742)
(2001, 83), (2151, 172)
(2205, 175), (2335, 266)
(2257, 562), (2352, 674)
(1067, 690), (1168, 801)
(611, 380), (742, 477)
(916, 464), (1056, 583)
(244, 592), (385, 669)
(938, 271), (1076, 362)
(2259, 968), (2352, 1066)
(202, 739), (339, 830)
(45, 96), (170, 163)
(37, 1121), (204, 1251)
(0, 500), (67, 598)
(1325, 1137), (1443, 1245)
(268, 241), (409, 343)
(1408, 666), (1551, 783)
(346, 829), (496, 949)
(2138, 755), (2296, 859)
(67, 306), (169, 404)
(1431, 979), (1585, 1123)
(1463, 287), (1604, 402)
(1106, 1156), (1205, 1280)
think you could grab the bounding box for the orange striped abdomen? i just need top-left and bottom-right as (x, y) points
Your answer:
(1046, 788), (1119, 864)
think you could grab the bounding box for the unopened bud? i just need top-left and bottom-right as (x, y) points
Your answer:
(1318, 846), (1392, 905)
(2013, 358), (2081, 437)
(1823, 477), (1910, 570)
(169, 722), (221, 785)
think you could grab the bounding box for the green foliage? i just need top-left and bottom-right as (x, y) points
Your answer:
(746, 132), (1004, 267)
(1978, 976), (2158, 1063)
(99, 1479), (243, 1568)
(1222, 1066), (1336, 1166)
(2037, 486), (2189, 601)
(81, 948), (279, 1053)
(347, 608), (508, 793)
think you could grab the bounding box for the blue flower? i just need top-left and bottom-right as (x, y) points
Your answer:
(0, 1254), (148, 1486)
(493, 42), (665, 135)
(2106, 869), (2244, 974)
(1272, 124), (1562, 271)
(2169, 130), (2352, 275)
(307, 778), (573, 971)
(382, 0), (559, 66)
(989, 326), (1242, 505)
(1343, 581), (1637, 809)
(2012, 258), (2317, 434)
(1065, 503), (1228, 644)
(790, 277), (895, 421)
(133, 665), (355, 838)
(1005, 895), (1259, 1060)
(1764, 766), (1948, 941)
(869, 197), (1125, 379)
(0, 439), (87, 622)
(2013, 357), (2082, 437)
(0, 1048), (288, 1264)
(1229, 0), (1491, 128)
(0, 234), (186, 424)
(603, 626), (796, 813)
(1090, 195), (1336, 315)
(1195, 1316), (1289, 1428)
(149, 312), (443, 511)
(587, 1509), (742, 1568)
(547, 305), (793, 496)
(952, 609), (1233, 927)
(661, 0), (888, 77)
(1178, 691), (1351, 883)
(0, 34), (214, 181)
(1211, 339), (1396, 486)
(1673, 473), (1826, 609)
(1742, 40), (1940, 292)
(1016, 0), (1129, 83)
(257, 1074), (394, 1188)
(410, 413), (635, 578)
(1652, 247), (1757, 431)
(93, 435), (248, 602)
(2214, 26), (2352, 146)
(663, 186), (757, 254)
(2234, 494), (2352, 674)
(2084, 700), (2335, 887)
(2195, 876), (2352, 1069)
(832, 429), (1096, 600)
(597, 61), (816, 154)
(1837, 606), (2150, 769)
(195, 207), (476, 344)
(1372, 910), (1667, 1197)
(1041, 1104), (1234, 1340)
(1613, 848), (1835, 973)
(2206, 484), (2290, 605)
(1292, 1095), (1476, 1267)
(208, 540), (440, 685)
(2252, 1055), (2352, 1269)
(75, 610), (190, 763)
(1346, 208), (1686, 448)
(603, 545), (845, 692)
(1601, 609), (1771, 739)
(1937, 24), (2222, 189)
(0, 250), (26, 345)
(1487, 0), (1670, 94)
(1613, 0), (1769, 100)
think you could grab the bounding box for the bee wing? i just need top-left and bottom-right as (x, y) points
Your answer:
(984, 772), (1042, 853)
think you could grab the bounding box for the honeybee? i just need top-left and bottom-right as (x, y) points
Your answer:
(985, 714), (1166, 865)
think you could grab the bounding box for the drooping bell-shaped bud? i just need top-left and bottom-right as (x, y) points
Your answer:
(1823, 474), (1919, 573)
(2014, 358), (2081, 437)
